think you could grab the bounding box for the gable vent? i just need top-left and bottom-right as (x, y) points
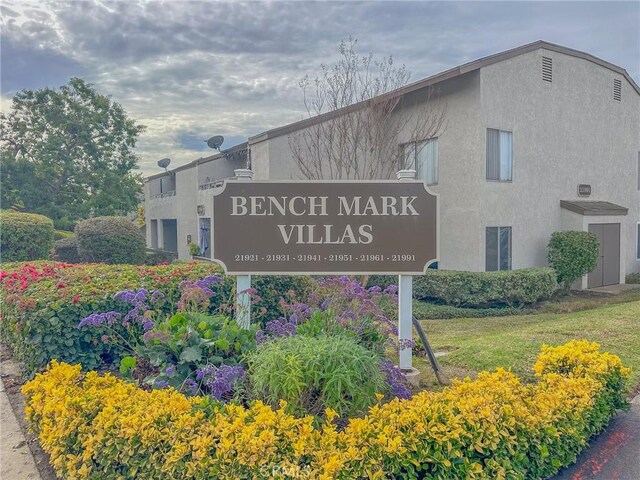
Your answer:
(613, 79), (622, 101)
(542, 56), (552, 82)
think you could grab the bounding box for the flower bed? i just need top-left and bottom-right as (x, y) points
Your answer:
(0, 262), (311, 377)
(23, 341), (629, 479)
(0, 261), (225, 375)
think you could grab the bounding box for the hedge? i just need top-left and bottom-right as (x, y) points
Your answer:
(0, 211), (55, 262)
(75, 216), (146, 265)
(144, 248), (178, 265)
(51, 236), (81, 263)
(412, 300), (532, 319)
(23, 341), (629, 479)
(548, 231), (599, 292)
(0, 262), (312, 376)
(413, 268), (557, 307)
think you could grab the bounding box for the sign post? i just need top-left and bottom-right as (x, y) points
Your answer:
(396, 170), (416, 371)
(233, 168), (253, 329)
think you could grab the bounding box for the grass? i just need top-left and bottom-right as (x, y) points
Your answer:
(414, 298), (640, 393)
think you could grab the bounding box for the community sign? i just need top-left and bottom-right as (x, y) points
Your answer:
(212, 181), (438, 274)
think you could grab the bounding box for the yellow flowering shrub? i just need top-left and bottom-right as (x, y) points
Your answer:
(23, 341), (629, 479)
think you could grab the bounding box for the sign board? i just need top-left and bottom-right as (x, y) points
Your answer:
(212, 181), (437, 274)
(577, 184), (591, 197)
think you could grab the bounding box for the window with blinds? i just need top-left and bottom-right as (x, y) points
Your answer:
(486, 128), (512, 181)
(404, 138), (438, 185)
(486, 226), (512, 271)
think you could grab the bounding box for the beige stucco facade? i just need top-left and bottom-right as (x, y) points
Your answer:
(144, 42), (640, 286)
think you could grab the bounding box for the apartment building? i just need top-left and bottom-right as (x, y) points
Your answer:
(144, 41), (639, 288)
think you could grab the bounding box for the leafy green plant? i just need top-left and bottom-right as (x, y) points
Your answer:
(119, 356), (137, 376)
(75, 216), (146, 264)
(188, 242), (201, 256)
(248, 335), (385, 418)
(548, 231), (599, 292)
(0, 211), (55, 262)
(144, 312), (256, 395)
(413, 268), (557, 307)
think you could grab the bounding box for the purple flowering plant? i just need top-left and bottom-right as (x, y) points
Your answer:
(254, 276), (415, 400)
(77, 287), (168, 376)
(258, 276), (399, 354)
(77, 274), (256, 401)
(379, 359), (412, 399)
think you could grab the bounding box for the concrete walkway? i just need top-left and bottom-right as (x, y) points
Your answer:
(554, 395), (640, 480)
(0, 374), (40, 479)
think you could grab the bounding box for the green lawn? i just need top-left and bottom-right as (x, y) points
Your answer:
(415, 299), (640, 391)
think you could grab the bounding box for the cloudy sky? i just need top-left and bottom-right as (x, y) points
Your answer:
(2, 1), (639, 176)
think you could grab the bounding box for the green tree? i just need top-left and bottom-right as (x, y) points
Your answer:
(1, 78), (145, 230)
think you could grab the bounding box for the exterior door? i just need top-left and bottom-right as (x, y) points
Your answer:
(587, 223), (621, 288)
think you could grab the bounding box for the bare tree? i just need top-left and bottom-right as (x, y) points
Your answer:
(289, 38), (446, 180)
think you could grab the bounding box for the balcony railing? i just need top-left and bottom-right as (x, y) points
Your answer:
(198, 179), (230, 191)
(149, 190), (176, 200)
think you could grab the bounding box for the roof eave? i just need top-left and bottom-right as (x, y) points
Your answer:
(249, 40), (640, 143)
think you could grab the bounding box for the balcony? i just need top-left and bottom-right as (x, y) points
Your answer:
(149, 190), (177, 200)
(198, 180), (226, 191)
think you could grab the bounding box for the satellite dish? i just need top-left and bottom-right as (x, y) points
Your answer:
(206, 135), (224, 150)
(157, 158), (171, 170)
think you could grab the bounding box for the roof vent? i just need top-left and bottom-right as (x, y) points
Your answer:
(542, 56), (552, 82)
(613, 79), (622, 101)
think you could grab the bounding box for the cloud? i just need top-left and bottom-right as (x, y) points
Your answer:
(0, 36), (85, 95)
(1, 1), (638, 175)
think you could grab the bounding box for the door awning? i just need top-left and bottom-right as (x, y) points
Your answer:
(560, 200), (628, 216)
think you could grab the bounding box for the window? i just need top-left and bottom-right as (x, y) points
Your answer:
(404, 138), (438, 185)
(637, 152), (640, 190)
(637, 223), (640, 261)
(486, 226), (512, 271)
(486, 129), (512, 181)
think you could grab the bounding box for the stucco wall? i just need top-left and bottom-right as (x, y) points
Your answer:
(397, 72), (484, 270)
(249, 138), (270, 180)
(480, 48), (640, 278)
(197, 157), (238, 185)
(172, 167), (197, 258)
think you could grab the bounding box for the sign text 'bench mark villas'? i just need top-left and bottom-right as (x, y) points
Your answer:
(212, 181), (438, 274)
